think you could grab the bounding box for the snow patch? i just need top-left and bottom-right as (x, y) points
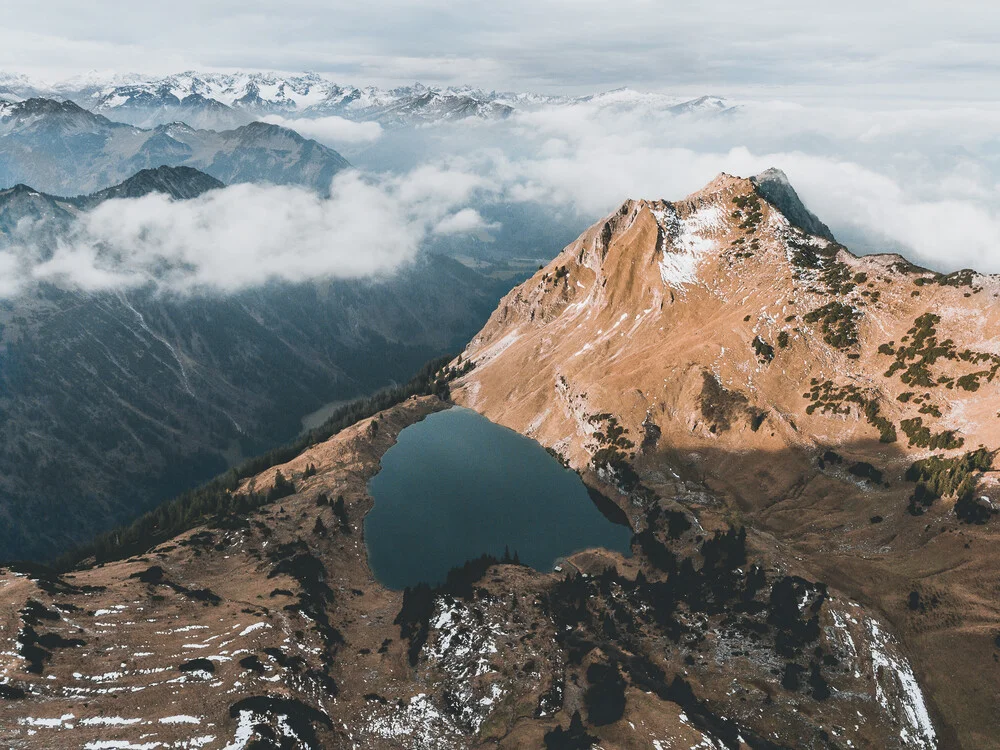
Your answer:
(866, 617), (936, 749)
(655, 204), (724, 290)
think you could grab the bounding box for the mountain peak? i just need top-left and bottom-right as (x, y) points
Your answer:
(750, 167), (835, 241)
(78, 165), (224, 206)
(689, 171), (754, 199)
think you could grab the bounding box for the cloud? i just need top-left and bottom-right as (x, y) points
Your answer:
(6, 88), (1000, 293)
(261, 114), (384, 145)
(433, 208), (499, 235)
(3, 167), (497, 296)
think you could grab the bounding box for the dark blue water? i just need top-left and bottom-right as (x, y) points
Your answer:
(365, 407), (633, 590)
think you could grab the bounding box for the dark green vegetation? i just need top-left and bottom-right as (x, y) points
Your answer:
(391, 491), (832, 749)
(367, 407), (631, 590)
(543, 265), (571, 287)
(803, 380), (896, 443)
(752, 336), (775, 363)
(543, 507), (831, 748)
(879, 313), (1000, 390)
(803, 302), (862, 349)
(17, 598), (85, 674)
(786, 235), (837, 271)
(267, 540), (344, 651)
(128, 564), (220, 605)
(905, 449), (995, 521)
(588, 413), (642, 493)
(784, 230), (858, 299)
(395, 549), (527, 665)
(588, 412), (666, 505)
(699, 372), (765, 436)
(227, 695), (334, 750)
(731, 193), (763, 234)
(848, 462), (884, 485)
(544, 711), (597, 750)
(913, 269), (981, 290)
(52, 355), (463, 569)
(899, 418), (964, 450)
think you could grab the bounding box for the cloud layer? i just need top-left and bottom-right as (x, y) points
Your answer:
(404, 95), (1000, 275)
(4, 92), (1000, 299)
(1, 168), (494, 296)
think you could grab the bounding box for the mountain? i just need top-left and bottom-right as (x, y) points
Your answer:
(0, 71), (736, 130)
(94, 87), (248, 130)
(0, 169), (987, 747)
(31, 73), (519, 128)
(751, 167), (834, 240)
(0, 395), (941, 750)
(0, 166), (223, 233)
(0, 183), (79, 235)
(451, 169), (1000, 746)
(77, 164), (224, 205)
(0, 98), (349, 195)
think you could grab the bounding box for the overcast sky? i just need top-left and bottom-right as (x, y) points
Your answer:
(2, 0), (999, 98)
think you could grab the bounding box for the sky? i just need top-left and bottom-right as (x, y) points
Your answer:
(2, 0), (1000, 99)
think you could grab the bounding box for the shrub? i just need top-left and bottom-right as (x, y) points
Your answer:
(803, 302), (861, 349)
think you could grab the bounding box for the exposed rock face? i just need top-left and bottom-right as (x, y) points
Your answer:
(0, 165), (224, 230)
(451, 170), (1000, 747)
(750, 167), (835, 241)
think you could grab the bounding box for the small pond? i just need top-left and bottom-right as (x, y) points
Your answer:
(366, 406), (632, 590)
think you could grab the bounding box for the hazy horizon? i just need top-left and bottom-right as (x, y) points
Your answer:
(3, 1), (999, 101)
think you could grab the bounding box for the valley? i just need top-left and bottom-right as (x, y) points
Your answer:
(0, 145), (531, 561)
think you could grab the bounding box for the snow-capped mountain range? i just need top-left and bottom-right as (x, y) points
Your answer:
(0, 71), (733, 129)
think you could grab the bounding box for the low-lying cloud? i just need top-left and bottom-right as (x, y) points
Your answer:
(432, 208), (499, 235)
(2, 167), (495, 297)
(262, 114), (384, 146)
(6, 91), (1000, 301)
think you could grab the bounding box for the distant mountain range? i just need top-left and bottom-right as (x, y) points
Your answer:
(0, 71), (735, 130)
(0, 97), (349, 195)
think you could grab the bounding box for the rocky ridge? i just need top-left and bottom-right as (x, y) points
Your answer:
(0, 98), (349, 195)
